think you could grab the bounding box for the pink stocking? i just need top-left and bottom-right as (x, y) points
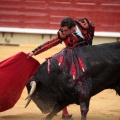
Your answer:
(62, 107), (70, 116)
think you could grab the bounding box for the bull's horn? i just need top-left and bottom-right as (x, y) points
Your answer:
(25, 81), (36, 100)
(25, 97), (31, 108)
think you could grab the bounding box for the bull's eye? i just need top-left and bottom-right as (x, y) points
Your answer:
(35, 92), (39, 98)
(35, 95), (39, 98)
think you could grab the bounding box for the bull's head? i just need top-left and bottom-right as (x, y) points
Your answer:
(25, 81), (56, 114)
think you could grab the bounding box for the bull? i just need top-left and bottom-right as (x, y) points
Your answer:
(25, 42), (120, 120)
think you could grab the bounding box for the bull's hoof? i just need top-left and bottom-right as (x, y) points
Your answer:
(62, 115), (74, 120)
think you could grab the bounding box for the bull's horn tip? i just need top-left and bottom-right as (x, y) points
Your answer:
(25, 97), (28, 100)
(25, 95), (30, 100)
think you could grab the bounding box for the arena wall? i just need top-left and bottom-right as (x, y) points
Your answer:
(0, 0), (120, 46)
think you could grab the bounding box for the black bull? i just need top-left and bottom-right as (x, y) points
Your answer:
(26, 42), (120, 120)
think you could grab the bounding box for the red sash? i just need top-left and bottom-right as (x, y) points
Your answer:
(0, 52), (40, 112)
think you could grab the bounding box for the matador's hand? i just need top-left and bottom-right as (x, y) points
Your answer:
(27, 51), (34, 58)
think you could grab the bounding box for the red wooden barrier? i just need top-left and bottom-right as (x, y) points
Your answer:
(0, 0), (120, 32)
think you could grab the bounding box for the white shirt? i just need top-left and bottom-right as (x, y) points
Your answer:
(75, 25), (84, 39)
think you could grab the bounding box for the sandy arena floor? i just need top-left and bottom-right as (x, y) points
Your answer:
(0, 45), (120, 120)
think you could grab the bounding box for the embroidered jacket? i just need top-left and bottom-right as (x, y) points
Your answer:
(32, 18), (95, 55)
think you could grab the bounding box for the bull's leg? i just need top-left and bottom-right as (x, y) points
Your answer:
(80, 101), (90, 120)
(41, 103), (66, 120)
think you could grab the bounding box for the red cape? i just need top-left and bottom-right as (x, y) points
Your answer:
(0, 52), (40, 112)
